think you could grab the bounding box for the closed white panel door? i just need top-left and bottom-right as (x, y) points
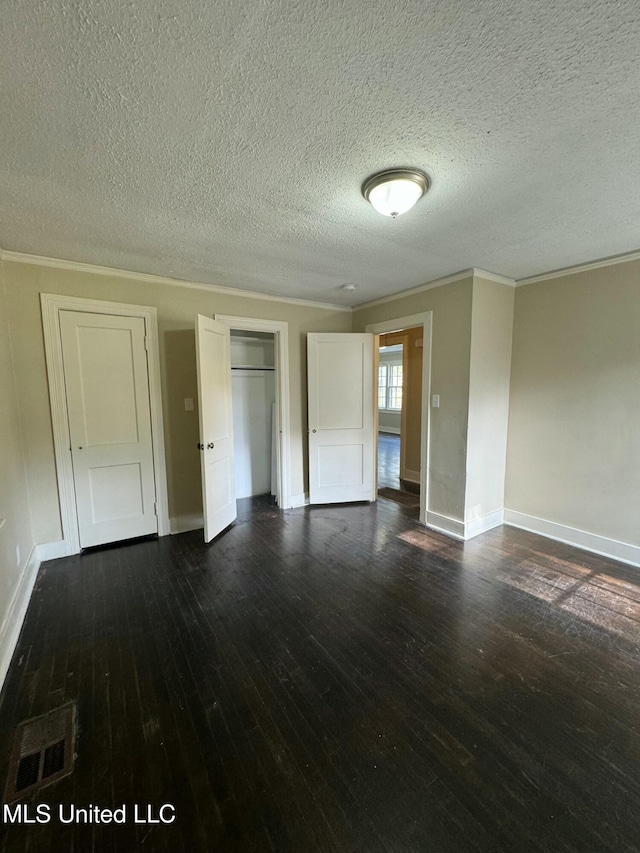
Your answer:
(59, 310), (158, 548)
(307, 333), (376, 504)
(196, 315), (237, 542)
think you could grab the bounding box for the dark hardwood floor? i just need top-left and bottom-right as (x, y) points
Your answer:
(378, 432), (401, 490)
(1, 497), (640, 852)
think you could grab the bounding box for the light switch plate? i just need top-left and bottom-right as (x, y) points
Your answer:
(184, 398), (194, 411)
(432, 394), (440, 408)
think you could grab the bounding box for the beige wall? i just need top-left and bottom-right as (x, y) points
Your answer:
(354, 277), (473, 521)
(3, 261), (351, 544)
(378, 409), (401, 433)
(465, 278), (514, 522)
(6, 251), (635, 558)
(505, 260), (640, 547)
(0, 261), (35, 634)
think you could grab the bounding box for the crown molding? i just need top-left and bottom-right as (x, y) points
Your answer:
(5, 245), (637, 310)
(472, 268), (516, 286)
(0, 249), (352, 313)
(515, 249), (640, 286)
(353, 269), (475, 311)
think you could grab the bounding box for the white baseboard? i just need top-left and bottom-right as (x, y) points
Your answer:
(170, 514), (204, 534)
(290, 493), (310, 508)
(37, 539), (69, 561)
(504, 510), (640, 568)
(464, 509), (504, 539)
(426, 508), (504, 541)
(379, 427), (401, 435)
(400, 468), (420, 484)
(426, 511), (465, 540)
(0, 545), (40, 693)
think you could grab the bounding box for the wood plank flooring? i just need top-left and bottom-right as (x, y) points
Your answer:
(378, 432), (401, 490)
(1, 497), (640, 852)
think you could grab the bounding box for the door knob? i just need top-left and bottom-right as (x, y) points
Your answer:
(207, 442), (214, 449)
(197, 443), (204, 450)
(312, 429), (317, 433)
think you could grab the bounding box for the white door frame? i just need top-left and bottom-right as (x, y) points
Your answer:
(366, 312), (433, 526)
(41, 293), (171, 555)
(214, 315), (292, 510)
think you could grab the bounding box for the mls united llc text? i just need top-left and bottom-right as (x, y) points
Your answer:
(3, 803), (176, 825)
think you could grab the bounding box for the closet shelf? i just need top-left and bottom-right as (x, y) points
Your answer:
(231, 365), (275, 371)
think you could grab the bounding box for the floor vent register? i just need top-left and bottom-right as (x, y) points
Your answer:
(4, 702), (76, 801)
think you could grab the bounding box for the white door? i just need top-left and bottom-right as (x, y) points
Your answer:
(307, 333), (376, 504)
(59, 310), (158, 548)
(196, 315), (237, 542)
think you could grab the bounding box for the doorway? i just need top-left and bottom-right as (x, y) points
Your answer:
(214, 314), (292, 512)
(195, 315), (292, 543)
(230, 330), (278, 503)
(377, 338), (404, 490)
(366, 312), (432, 526)
(377, 327), (423, 503)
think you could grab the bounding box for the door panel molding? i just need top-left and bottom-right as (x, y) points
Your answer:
(307, 333), (376, 504)
(41, 293), (170, 555)
(59, 311), (157, 547)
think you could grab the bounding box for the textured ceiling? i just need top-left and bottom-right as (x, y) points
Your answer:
(1, 0), (639, 306)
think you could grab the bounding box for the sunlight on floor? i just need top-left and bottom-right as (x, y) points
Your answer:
(496, 561), (640, 642)
(398, 528), (455, 556)
(399, 530), (640, 642)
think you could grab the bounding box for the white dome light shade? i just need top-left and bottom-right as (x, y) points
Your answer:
(367, 178), (423, 217)
(362, 169), (429, 218)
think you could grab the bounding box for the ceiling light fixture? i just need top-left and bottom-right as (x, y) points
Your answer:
(362, 169), (430, 218)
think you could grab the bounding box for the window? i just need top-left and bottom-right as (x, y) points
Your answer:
(378, 362), (403, 410)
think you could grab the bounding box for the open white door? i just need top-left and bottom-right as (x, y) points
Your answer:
(196, 315), (237, 542)
(307, 333), (376, 504)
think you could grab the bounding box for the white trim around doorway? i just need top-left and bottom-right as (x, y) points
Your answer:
(40, 293), (171, 556)
(214, 315), (292, 510)
(366, 312), (433, 527)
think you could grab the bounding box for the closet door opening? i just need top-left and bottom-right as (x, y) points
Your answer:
(230, 330), (279, 504)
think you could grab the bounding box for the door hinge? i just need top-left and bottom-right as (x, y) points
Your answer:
(144, 335), (149, 352)
(153, 501), (158, 516)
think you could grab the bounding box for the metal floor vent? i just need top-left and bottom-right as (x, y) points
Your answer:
(5, 703), (76, 802)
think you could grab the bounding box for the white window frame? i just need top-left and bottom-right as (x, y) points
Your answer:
(378, 359), (403, 412)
